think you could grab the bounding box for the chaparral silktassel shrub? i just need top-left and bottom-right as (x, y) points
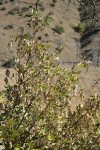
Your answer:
(0, 3), (100, 150)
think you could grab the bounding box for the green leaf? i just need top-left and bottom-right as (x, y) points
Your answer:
(78, 22), (85, 32)
(31, 9), (38, 17)
(12, 130), (19, 138)
(47, 133), (55, 141)
(28, 63), (33, 69)
(75, 71), (81, 74)
(7, 119), (14, 125)
(14, 147), (20, 150)
(44, 15), (52, 25)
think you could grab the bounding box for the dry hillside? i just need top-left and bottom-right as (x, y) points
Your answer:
(0, 0), (100, 100)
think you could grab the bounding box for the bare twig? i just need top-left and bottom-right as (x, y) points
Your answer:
(35, 0), (40, 11)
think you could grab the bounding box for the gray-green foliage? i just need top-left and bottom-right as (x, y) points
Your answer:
(78, 22), (85, 33)
(0, 8), (100, 150)
(53, 25), (64, 34)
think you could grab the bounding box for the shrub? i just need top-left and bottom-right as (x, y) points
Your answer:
(0, 1), (3, 5)
(7, 7), (29, 16)
(56, 45), (64, 54)
(0, 7), (6, 11)
(38, 35), (42, 40)
(60, 21), (63, 24)
(52, 0), (57, 3)
(49, 11), (54, 16)
(29, 4), (33, 8)
(44, 33), (49, 36)
(4, 1), (8, 3)
(50, 3), (55, 7)
(74, 22), (85, 34)
(2, 58), (15, 68)
(4, 24), (13, 30)
(53, 25), (64, 34)
(21, 7), (29, 13)
(39, 4), (45, 11)
(0, 7), (100, 150)
(8, 9), (16, 15)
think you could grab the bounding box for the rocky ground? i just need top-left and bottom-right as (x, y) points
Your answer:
(80, 0), (100, 66)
